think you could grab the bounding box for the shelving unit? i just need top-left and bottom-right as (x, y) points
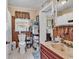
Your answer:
(32, 18), (39, 49)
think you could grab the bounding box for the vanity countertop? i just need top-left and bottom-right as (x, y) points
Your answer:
(41, 41), (73, 59)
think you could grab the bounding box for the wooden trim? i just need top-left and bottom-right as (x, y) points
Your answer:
(15, 11), (30, 19)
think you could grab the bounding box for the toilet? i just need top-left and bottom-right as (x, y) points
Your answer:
(19, 42), (26, 54)
(18, 33), (26, 54)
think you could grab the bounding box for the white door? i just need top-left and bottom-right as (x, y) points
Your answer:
(6, 9), (12, 59)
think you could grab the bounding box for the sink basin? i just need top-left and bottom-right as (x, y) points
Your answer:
(51, 43), (73, 57)
(51, 43), (66, 52)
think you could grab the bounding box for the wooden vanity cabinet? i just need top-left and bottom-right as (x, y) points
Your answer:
(40, 44), (63, 59)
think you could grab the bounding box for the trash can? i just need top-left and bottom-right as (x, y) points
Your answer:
(33, 47), (40, 59)
(12, 41), (16, 50)
(33, 50), (40, 59)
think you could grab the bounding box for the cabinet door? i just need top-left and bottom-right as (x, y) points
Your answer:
(41, 46), (57, 59)
(41, 51), (49, 59)
(41, 44), (63, 59)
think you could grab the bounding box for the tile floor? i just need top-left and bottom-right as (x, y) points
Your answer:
(9, 47), (34, 59)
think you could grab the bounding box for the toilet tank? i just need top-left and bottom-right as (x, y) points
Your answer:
(18, 33), (26, 42)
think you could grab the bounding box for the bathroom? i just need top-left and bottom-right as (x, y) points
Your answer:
(6, 0), (73, 59)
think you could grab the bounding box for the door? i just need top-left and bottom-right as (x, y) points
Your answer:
(6, 10), (12, 59)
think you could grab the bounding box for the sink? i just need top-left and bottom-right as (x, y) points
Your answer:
(51, 43), (66, 52)
(51, 43), (73, 58)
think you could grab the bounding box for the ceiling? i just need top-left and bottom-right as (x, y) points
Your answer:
(8, 0), (47, 10)
(57, 0), (73, 11)
(8, 0), (73, 11)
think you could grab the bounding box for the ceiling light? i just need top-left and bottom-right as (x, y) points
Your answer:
(61, 0), (66, 5)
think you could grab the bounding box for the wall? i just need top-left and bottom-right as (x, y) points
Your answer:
(6, 9), (12, 42)
(57, 8), (73, 16)
(39, 12), (47, 43)
(55, 12), (73, 26)
(6, 9), (12, 57)
(8, 6), (39, 20)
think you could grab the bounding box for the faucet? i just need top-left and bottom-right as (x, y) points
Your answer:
(53, 36), (62, 43)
